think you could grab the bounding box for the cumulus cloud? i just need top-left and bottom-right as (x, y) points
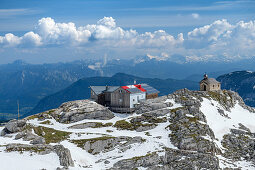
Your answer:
(185, 19), (255, 60)
(0, 17), (255, 62)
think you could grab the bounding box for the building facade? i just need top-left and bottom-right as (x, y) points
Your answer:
(200, 74), (221, 91)
(90, 84), (159, 112)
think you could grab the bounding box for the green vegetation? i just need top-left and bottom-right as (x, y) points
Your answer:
(25, 125), (71, 144)
(26, 114), (39, 120)
(5, 145), (47, 153)
(207, 90), (234, 109)
(87, 122), (113, 128)
(127, 152), (156, 162)
(106, 130), (113, 133)
(26, 110), (56, 121)
(39, 120), (52, 125)
(170, 107), (184, 113)
(114, 120), (135, 130)
(70, 136), (115, 148)
(186, 116), (199, 122)
(145, 132), (151, 136)
(69, 122), (113, 129)
(180, 96), (188, 101)
(113, 120), (156, 131)
(140, 115), (167, 123)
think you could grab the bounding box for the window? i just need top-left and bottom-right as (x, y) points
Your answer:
(119, 99), (122, 102)
(133, 99), (135, 102)
(119, 90), (122, 93)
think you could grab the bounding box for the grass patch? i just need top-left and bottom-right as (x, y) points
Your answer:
(170, 107), (184, 113)
(128, 152), (155, 162)
(69, 122), (113, 129)
(39, 120), (52, 125)
(114, 120), (156, 131)
(114, 120), (135, 130)
(26, 115), (39, 120)
(5, 145), (47, 153)
(180, 96), (188, 101)
(145, 132), (151, 136)
(91, 122), (113, 128)
(70, 136), (115, 148)
(25, 125), (71, 144)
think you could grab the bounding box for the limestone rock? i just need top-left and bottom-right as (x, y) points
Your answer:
(56, 100), (114, 123)
(75, 136), (144, 155)
(111, 153), (163, 170)
(5, 143), (74, 167)
(163, 148), (220, 170)
(5, 143), (53, 155)
(30, 136), (46, 145)
(135, 96), (172, 115)
(1, 119), (26, 136)
(53, 145), (74, 167)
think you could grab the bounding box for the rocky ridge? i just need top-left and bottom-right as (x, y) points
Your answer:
(0, 89), (255, 169)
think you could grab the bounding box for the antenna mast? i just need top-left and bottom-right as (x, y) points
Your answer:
(17, 100), (19, 120)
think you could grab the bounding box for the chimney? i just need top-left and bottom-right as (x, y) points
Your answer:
(106, 85), (109, 91)
(134, 80), (136, 85)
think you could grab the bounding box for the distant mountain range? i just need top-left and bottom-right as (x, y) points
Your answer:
(217, 71), (255, 107)
(1, 57), (255, 120)
(25, 73), (198, 117)
(0, 60), (97, 116)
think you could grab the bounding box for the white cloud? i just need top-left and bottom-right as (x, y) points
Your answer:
(0, 33), (21, 47)
(0, 17), (255, 62)
(191, 13), (199, 19)
(21, 32), (42, 46)
(147, 52), (169, 61)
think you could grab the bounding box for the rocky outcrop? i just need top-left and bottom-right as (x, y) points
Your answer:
(48, 100), (114, 123)
(111, 152), (163, 170)
(111, 148), (219, 170)
(135, 96), (173, 115)
(68, 122), (113, 129)
(5, 143), (53, 155)
(0, 119), (26, 136)
(167, 107), (219, 154)
(222, 124), (255, 162)
(5, 143), (74, 167)
(53, 145), (74, 167)
(162, 148), (220, 170)
(113, 119), (158, 132)
(15, 130), (46, 144)
(71, 136), (145, 155)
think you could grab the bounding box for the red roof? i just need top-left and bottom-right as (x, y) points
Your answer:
(121, 86), (131, 93)
(121, 86), (129, 90)
(134, 84), (146, 92)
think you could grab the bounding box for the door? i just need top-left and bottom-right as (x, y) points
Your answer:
(203, 84), (207, 91)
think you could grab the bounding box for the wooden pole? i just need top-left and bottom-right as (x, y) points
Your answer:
(17, 100), (19, 120)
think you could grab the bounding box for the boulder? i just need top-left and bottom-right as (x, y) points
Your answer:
(5, 143), (74, 167)
(74, 136), (144, 155)
(55, 100), (114, 123)
(30, 136), (46, 145)
(53, 145), (74, 167)
(1, 119), (26, 136)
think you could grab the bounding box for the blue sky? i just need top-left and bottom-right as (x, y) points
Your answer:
(0, 0), (254, 63)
